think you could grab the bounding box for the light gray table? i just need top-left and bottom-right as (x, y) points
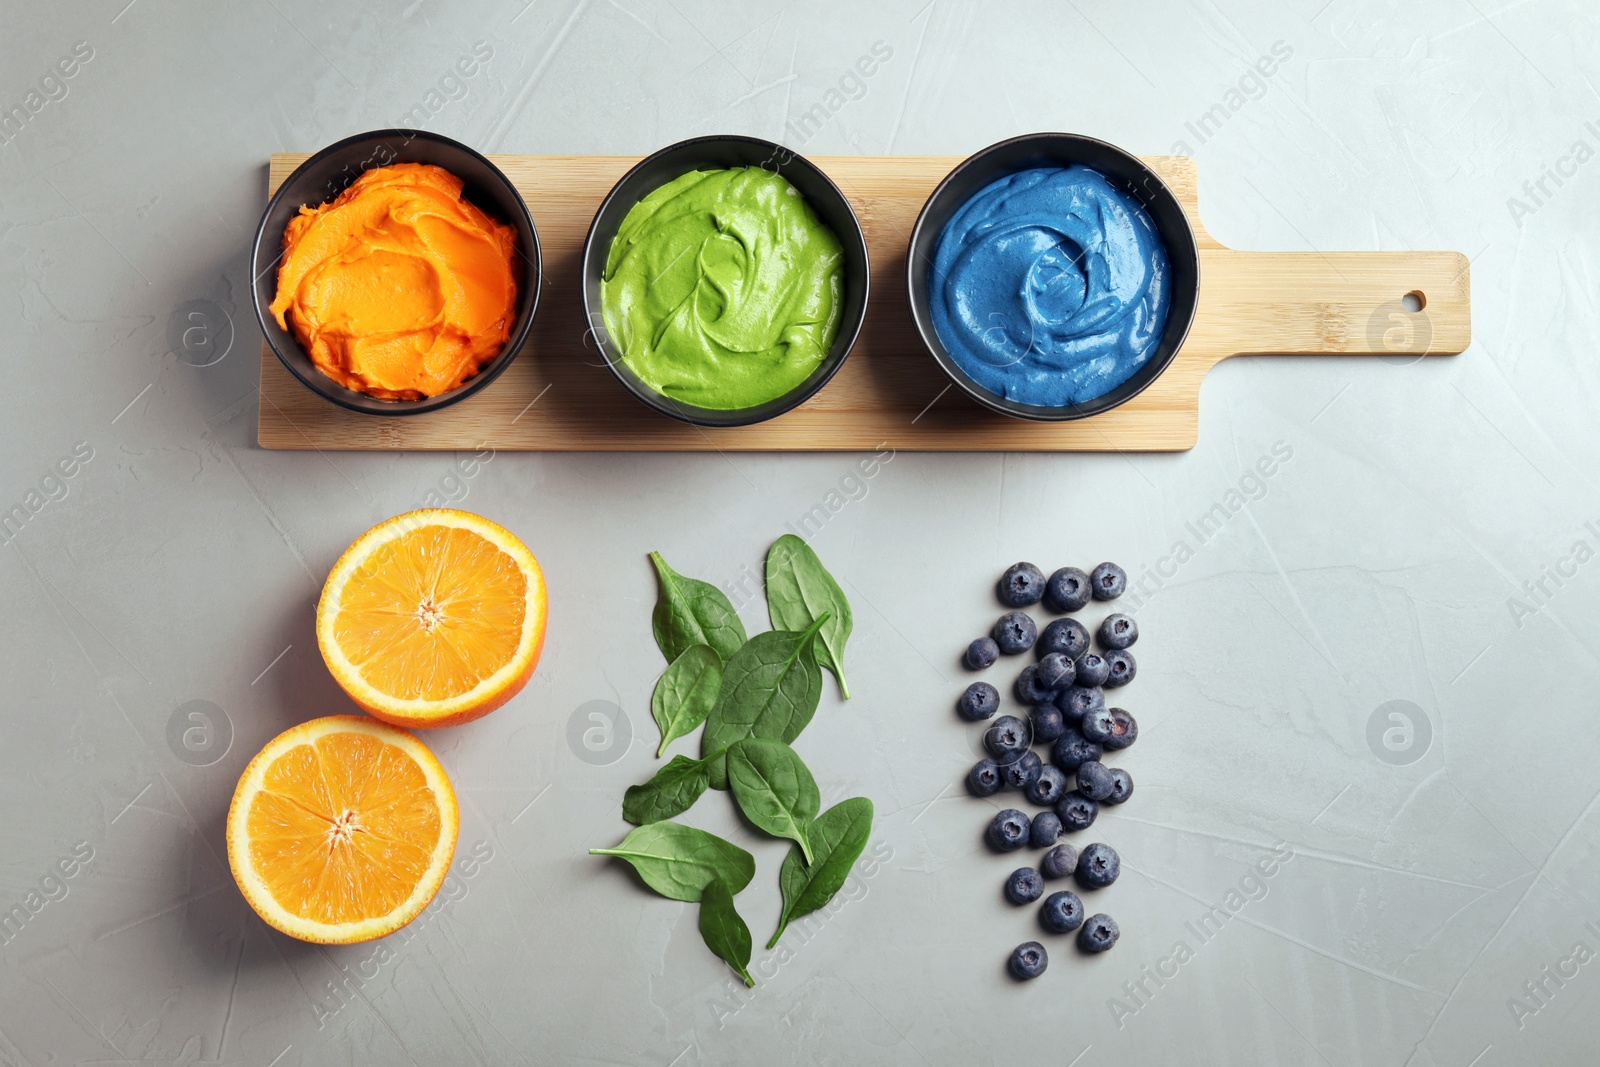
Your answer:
(2, 1), (1594, 1063)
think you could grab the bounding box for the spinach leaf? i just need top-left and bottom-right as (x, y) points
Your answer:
(698, 879), (755, 988)
(766, 534), (854, 699)
(651, 644), (723, 758)
(726, 738), (820, 862)
(622, 756), (712, 825)
(649, 551), (747, 664)
(701, 615), (828, 761)
(589, 822), (754, 902)
(767, 797), (873, 948)
(706, 749), (729, 791)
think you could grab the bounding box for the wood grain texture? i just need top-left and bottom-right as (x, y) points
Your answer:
(258, 153), (1470, 452)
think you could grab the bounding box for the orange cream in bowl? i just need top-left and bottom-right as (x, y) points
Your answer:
(268, 163), (519, 401)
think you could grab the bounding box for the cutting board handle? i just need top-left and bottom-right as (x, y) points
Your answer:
(1196, 249), (1472, 360)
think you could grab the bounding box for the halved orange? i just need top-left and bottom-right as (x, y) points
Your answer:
(226, 715), (459, 944)
(317, 509), (546, 728)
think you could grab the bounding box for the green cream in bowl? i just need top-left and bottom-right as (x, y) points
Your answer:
(603, 167), (843, 410)
(583, 137), (869, 427)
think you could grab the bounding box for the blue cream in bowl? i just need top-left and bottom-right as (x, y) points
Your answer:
(906, 133), (1199, 422)
(929, 166), (1173, 408)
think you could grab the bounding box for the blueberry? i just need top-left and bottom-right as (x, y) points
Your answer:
(1039, 890), (1084, 933)
(1102, 708), (1138, 751)
(1006, 866), (1044, 904)
(1081, 707), (1117, 745)
(1097, 613), (1138, 651)
(1037, 618), (1090, 661)
(1090, 562), (1127, 601)
(992, 612), (1037, 655)
(1029, 811), (1062, 848)
(1060, 685), (1105, 722)
(1035, 652), (1075, 691)
(1077, 914), (1120, 953)
(1026, 765), (1069, 807)
(1104, 649), (1136, 688)
(957, 682), (999, 721)
(1030, 703), (1066, 744)
(965, 637), (1000, 670)
(1076, 761), (1115, 801)
(1075, 653), (1110, 688)
(1013, 664), (1053, 706)
(983, 715), (1029, 758)
(1105, 768), (1133, 805)
(1041, 842), (1079, 879)
(1076, 843), (1120, 889)
(1000, 750), (1042, 791)
(998, 563), (1046, 607)
(1056, 792), (1099, 832)
(966, 758), (1002, 797)
(1044, 567), (1091, 613)
(1050, 728), (1102, 773)
(1009, 941), (1048, 979)
(987, 809), (1030, 851)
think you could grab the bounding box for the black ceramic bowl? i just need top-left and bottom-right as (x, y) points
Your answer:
(907, 132), (1200, 422)
(252, 129), (541, 416)
(580, 135), (869, 428)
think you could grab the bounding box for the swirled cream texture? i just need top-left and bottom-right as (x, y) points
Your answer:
(928, 166), (1172, 407)
(601, 167), (844, 410)
(269, 163), (519, 401)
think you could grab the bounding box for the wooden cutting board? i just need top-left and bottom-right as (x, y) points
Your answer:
(256, 154), (1470, 452)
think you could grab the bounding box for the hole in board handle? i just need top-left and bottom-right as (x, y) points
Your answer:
(1402, 291), (1426, 313)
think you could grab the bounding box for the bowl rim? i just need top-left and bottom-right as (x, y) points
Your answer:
(251, 127), (542, 417)
(579, 133), (870, 429)
(905, 131), (1201, 423)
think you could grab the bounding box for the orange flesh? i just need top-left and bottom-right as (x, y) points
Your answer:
(247, 732), (441, 924)
(333, 525), (528, 701)
(268, 163), (519, 400)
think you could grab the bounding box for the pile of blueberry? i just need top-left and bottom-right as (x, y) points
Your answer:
(958, 562), (1140, 980)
